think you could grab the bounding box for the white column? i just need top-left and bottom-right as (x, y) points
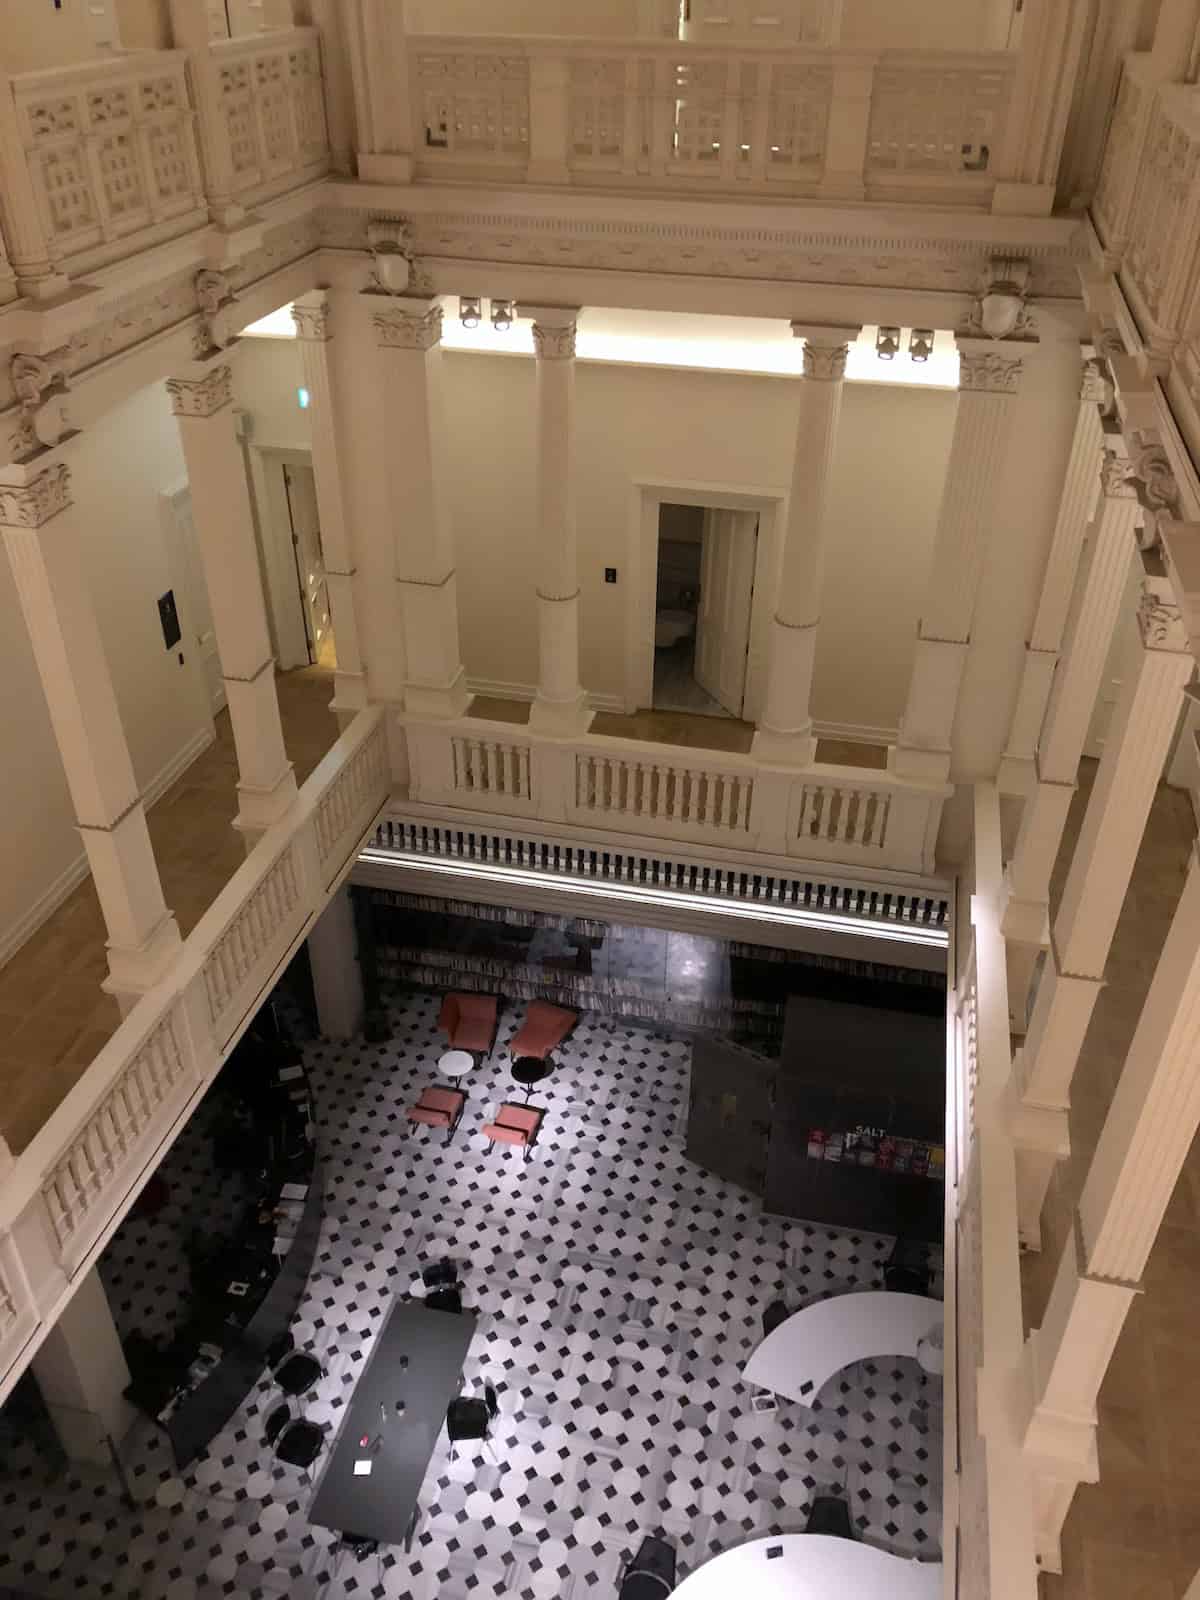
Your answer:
(291, 293), (368, 729)
(1023, 842), (1200, 1568)
(1002, 439), (1139, 1028)
(998, 363), (1107, 796)
(0, 451), (182, 1011)
(752, 325), (857, 766)
(890, 340), (1025, 782)
(167, 358), (298, 841)
(32, 1268), (136, 1464)
(1014, 573), (1192, 1239)
(307, 883), (363, 1039)
(370, 297), (468, 720)
(525, 305), (592, 736)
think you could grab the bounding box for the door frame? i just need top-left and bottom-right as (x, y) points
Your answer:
(158, 477), (224, 722)
(248, 443), (316, 671)
(627, 479), (785, 720)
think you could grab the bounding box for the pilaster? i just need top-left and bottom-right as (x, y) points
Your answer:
(0, 448), (181, 1010)
(999, 363), (1106, 796)
(523, 305), (592, 737)
(31, 1266), (136, 1465)
(292, 293), (368, 728)
(371, 296), (469, 721)
(891, 338), (1025, 781)
(167, 355), (298, 842)
(752, 325), (856, 767)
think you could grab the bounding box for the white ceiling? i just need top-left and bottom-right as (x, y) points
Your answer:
(242, 301), (960, 389)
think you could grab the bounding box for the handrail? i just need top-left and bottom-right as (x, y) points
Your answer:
(411, 32), (1013, 67)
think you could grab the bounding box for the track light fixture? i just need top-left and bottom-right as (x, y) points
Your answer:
(909, 328), (934, 363)
(876, 325), (900, 361)
(459, 296), (481, 329)
(490, 299), (513, 331)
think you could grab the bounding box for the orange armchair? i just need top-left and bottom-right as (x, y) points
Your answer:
(508, 1001), (577, 1061)
(406, 1084), (467, 1142)
(438, 992), (499, 1056)
(481, 1102), (545, 1161)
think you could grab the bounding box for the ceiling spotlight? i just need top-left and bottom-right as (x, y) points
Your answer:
(909, 328), (934, 363)
(491, 299), (513, 332)
(459, 295), (481, 329)
(876, 325), (900, 361)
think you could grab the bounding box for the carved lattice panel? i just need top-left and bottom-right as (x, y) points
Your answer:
(219, 61), (259, 175)
(255, 54), (295, 168)
(765, 63), (830, 170)
(289, 46), (328, 154)
(26, 96), (79, 140)
(1125, 100), (1200, 325)
(40, 145), (97, 241)
(866, 66), (1010, 176)
(1092, 69), (1144, 246)
(145, 124), (192, 204)
(568, 57), (626, 165)
(416, 51), (529, 160)
(98, 131), (148, 222)
(671, 59), (730, 169)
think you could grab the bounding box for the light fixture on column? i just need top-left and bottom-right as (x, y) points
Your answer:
(875, 326), (901, 361)
(459, 296), (481, 329)
(909, 329), (934, 364)
(491, 299), (513, 332)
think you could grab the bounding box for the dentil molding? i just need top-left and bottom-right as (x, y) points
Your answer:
(0, 462), (72, 529)
(166, 365), (234, 418)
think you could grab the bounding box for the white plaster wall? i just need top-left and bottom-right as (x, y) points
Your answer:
(0, 0), (97, 71)
(841, 0), (1013, 49)
(403, 0), (650, 35)
(234, 323), (953, 735)
(114, 0), (173, 50)
(0, 381), (214, 965)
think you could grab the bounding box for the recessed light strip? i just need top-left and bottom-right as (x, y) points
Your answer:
(356, 849), (949, 949)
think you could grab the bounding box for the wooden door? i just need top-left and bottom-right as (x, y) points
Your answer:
(695, 508), (756, 716)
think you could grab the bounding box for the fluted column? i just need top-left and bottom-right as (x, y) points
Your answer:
(291, 292), (368, 729)
(0, 450), (181, 1010)
(999, 362), (1107, 796)
(167, 358), (297, 842)
(1002, 439), (1140, 1028)
(890, 340), (1025, 782)
(1013, 572), (1192, 1240)
(371, 296), (468, 720)
(752, 325), (856, 767)
(1023, 842), (1200, 1559)
(525, 305), (591, 736)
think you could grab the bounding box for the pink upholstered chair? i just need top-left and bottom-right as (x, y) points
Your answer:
(508, 1001), (577, 1061)
(481, 1102), (545, 1161)
(438, 993), (500, 1057)
(406, 1084), (467, 1143)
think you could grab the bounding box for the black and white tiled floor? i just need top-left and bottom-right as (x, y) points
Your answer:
(0, 992), (942, 1598)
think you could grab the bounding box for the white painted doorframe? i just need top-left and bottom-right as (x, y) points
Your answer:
(248, 443), (316, 672)
(628, 480), (786, 719)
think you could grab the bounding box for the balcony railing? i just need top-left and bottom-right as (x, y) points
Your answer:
(0, 707), (388, 1403)
(410, 35), (1014, 202)
(210, 27), (330, 208)
(403, 714), (949, 873)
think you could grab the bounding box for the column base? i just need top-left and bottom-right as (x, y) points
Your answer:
(233, 762), (298, 844)
(887, 742), (952, 784)
(404, 668), (470, 721)
(751, 725), (817, 767)
(528, 690), (592, 737)
(101, 912), (183, 1011)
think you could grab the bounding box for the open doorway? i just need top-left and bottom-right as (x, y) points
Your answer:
(251, 447), (337, 672)
(653, 502), (758, 719)
(281, 461), (335, 669)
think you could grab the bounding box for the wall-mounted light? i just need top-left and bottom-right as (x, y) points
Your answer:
(459, 295), (481, 329)
(876, 326), (901, 361)
(490, 298), (513, 332)
(296, 386), (310, 409)
(909, 329), (934, 364)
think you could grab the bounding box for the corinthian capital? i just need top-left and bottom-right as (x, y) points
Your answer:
(957, 346), (1023, 394)
(166, 365), (234, 418)
(292, 299), (330, 342)
(532, 321), (577, 360)
(791, 323), (855, 382)
(372, 302), (442, 351)
(0, 461), (72, 529)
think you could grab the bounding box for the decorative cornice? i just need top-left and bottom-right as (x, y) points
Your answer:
(166, 365), (234, 418)
(958, 348), (1023, 393)
(801, 340), (849, 381)
(1137, 576), (1188, 652)
(291, 300), (330, 341)
(372, 303), (442, 350)
(532, 321), (576, 360)
(0, 462), (72, 529)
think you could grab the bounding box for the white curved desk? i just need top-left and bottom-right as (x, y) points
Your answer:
(672, 1534), (941, 1599)
(744, 1291), (942, 1401)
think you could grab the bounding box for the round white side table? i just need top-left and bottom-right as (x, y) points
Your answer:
(438, 1048), (475, 1078)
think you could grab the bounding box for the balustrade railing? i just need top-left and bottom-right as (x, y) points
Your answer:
(410, 36), (1014, 200)
(573, 749), (753, 836)
(451, 733), (533, 803)
(9, 51), (206, 274)
(795, 774), (890, 849)
(210, 27), (330, 206)
(0, 708), (389, 1404)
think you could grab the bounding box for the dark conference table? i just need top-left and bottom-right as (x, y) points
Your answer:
(308, 1299), (477, 1546)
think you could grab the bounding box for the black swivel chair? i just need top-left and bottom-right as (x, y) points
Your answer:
(446, 1383), (499, 1462)
(805, 1488), (856, 1540)
(618, 1534), (677, 1598)
(883, 1236), (932, 1296)
(264, 1402), (324, 1470)
(265, 1331), (323, 1397)
(762, 1299), (791, 1338)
